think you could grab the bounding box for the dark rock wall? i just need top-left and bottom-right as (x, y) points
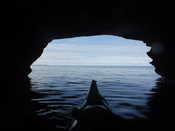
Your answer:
(1, 1), (175, 87)
(2, 1), (175, 79)
(1, 0), (175, 128)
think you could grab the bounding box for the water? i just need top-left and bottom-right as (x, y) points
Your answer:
(29, 65), (160, 128)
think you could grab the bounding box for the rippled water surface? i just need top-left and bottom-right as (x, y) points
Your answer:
(30, 65), (159, 128)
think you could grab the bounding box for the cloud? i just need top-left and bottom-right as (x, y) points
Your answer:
(33, 35), (151, 66)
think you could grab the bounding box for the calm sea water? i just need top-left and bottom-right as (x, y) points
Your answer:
(29, 65), (160, 128)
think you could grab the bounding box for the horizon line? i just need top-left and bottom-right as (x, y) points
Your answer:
(32, 64), (152, 67)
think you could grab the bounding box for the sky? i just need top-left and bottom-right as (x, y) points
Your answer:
(33, 35), (151, 66)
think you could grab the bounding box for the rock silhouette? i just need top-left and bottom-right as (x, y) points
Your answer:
(1, 1), (175, 129)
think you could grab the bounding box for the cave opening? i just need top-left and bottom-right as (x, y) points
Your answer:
(29, 35), (160, 127)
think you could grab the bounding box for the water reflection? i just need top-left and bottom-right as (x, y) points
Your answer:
(8, 76), (173, 130)
(31, 77), (175, 130)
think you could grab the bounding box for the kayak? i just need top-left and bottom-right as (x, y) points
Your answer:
(68, 80), (121, 131)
